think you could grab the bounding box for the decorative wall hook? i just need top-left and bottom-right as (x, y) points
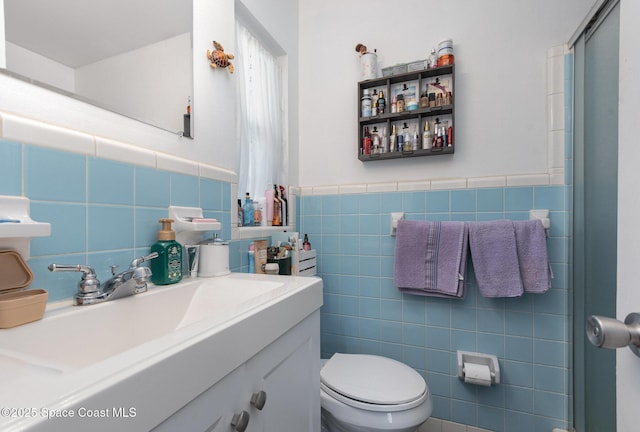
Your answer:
(206, 41), (234, 73)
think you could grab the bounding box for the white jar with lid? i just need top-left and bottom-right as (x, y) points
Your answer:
(198, 238), (230, 277)
(265, 263), (280, 275)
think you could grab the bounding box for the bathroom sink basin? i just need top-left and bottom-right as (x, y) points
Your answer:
(0, 274), (288, 372)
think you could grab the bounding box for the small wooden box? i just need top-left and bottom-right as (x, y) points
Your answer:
(0, 250), (47, 328)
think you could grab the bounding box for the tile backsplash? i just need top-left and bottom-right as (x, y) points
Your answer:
(0, 138), (232, 302)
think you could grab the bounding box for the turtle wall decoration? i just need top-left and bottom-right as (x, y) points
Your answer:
(206, 41), (234, 74)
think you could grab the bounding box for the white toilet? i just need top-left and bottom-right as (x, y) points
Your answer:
(320, 353), (433, 432)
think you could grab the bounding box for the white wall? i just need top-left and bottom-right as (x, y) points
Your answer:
(616, 0), (640, 430)
(298, 0), (594, 188)
(75, 33), (192, 133)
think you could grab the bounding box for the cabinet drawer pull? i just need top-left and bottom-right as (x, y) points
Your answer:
(250, 390), (267, 410)
(231, 411), (250, 432)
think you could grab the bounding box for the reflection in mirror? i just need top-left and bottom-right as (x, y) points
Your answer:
(2, 0), (193, 136)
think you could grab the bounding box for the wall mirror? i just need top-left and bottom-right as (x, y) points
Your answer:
(2, 0), (193, 137)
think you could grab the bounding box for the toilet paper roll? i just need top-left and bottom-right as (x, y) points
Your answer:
(463, 363), (492, 386)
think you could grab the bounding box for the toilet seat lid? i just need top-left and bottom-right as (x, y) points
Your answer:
(321, 353), (426, 405)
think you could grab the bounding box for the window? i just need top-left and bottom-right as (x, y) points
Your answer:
(235, 19), (287, 202)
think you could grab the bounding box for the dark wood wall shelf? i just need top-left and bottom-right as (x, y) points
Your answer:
(358, 64), (455, 162)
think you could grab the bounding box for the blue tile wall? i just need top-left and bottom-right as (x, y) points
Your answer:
(1, 139), (235, 302)
(301, 185), (571, 432)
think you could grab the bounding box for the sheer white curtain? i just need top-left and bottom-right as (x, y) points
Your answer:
(235, 21), (286, 200)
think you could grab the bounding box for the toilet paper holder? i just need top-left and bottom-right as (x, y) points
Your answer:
(456, 351), (500, 386)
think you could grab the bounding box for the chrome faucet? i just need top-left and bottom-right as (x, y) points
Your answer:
(48, 252), (159, 306)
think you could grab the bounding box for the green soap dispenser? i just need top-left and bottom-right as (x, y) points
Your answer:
(150, 218), (182, 285)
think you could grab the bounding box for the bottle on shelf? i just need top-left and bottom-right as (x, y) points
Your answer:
(381, 126), (389, 153)
(435, 122), (444, 148)
(389, 124), (397, 153)
(303, 234), (311, 251)
(265, 187), (274, 226)
(422, 121), (433, 150)
(248, 243), (255, 273)
(402, 123), (411, 152)
(273, 185), (283, 226)
(391, 96), (397, 113)
(377, 90), (386, 114)
(433, 118), (442, 148)
(362, 126), (372, 155)
(420, 91), (429, 108)
(237, 199), (244, 227)
(279, 185), (289, 226)
(253, 200), (262, 226)
(447, 124), (453, 147)
(361, 89), (372, 117)
(371, 89), (378, 115)
(371, 126), (380, 154)
(396, 94), (405, 113)
(442, 120), (449, 145)
(412, 126), (419, 151)
(428, 49), (437, 69)
(243, 193), (254, 226)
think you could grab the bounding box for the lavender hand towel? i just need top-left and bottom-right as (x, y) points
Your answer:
(394, 220), (467, 298)
(513, 220), (553, 293)
(468, 220), (524, 297)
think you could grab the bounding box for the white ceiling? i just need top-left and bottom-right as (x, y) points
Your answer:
(4, 0), (192, 68)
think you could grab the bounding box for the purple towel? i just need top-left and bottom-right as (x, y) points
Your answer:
(468, 220), (524, 298)
(513, 220), (553, 293)
(394, 220), (467, 298)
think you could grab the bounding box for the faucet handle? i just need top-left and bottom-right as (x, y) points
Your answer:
(48, 264), (101, 295)
(130, 252), (159, 269)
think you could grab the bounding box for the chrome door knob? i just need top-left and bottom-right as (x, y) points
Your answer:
(586, 312), (640, 357)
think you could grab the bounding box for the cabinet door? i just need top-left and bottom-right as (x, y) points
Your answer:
(152, 363), (252, 432)
(248, 311), (321, 432)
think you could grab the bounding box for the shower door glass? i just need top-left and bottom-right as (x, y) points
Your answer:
(573, 1), (619, 431)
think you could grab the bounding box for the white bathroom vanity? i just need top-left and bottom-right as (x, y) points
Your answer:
(0, 273), (323, 432)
